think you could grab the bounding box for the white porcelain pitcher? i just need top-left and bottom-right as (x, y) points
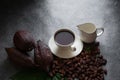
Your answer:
(77, 23), (104, 43)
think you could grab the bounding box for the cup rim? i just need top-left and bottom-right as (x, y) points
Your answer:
(54, 29), (75, 47)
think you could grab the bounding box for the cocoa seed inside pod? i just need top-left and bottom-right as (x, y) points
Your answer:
(13, 30), (35, 52)
(34, 40), (53, 72)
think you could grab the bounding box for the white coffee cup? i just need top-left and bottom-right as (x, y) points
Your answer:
(77, 23), (104, 43)
(54, 29), (76, 51)
(48, 28), (83, 58)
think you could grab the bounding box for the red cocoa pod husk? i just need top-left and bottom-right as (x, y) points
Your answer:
(13, 30), (36, 52)
(34, 40), (53, 72)
(5, 47), (35, 68)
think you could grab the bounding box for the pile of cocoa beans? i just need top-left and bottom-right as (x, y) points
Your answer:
(49, 42), (107, 80)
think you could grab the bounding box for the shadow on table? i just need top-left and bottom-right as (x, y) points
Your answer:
(0, 0), (46, 25)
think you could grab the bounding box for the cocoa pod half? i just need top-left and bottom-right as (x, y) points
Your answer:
(13, 30), (35, 52)
(5, 47), (35, 68)
(34, 40), (53, 72)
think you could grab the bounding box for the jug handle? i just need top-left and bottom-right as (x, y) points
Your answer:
(97, 28), (104, 36)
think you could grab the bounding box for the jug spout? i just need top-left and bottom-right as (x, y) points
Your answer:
(77, 24), (85, 32)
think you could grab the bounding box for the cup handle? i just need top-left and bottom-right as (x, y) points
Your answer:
(97, 28), (104, 37)
(71, 45), (76, 51)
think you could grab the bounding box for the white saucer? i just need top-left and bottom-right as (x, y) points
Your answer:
(48, 35), (83, 58)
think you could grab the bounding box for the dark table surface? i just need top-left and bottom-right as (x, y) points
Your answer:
(0, 0), (120, 80)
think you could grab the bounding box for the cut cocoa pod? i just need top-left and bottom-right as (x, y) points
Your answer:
(5, 47), (35, 68)
(34, 40), (53, 72)
(13, 30), (36, 52)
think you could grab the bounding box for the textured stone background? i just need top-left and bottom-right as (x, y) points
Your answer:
(0, 0), (120, 80)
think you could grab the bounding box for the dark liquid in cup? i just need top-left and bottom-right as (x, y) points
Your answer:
(55, 30), (75, 45)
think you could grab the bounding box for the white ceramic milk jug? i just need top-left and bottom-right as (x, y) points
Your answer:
(77, 23), (104, 43)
